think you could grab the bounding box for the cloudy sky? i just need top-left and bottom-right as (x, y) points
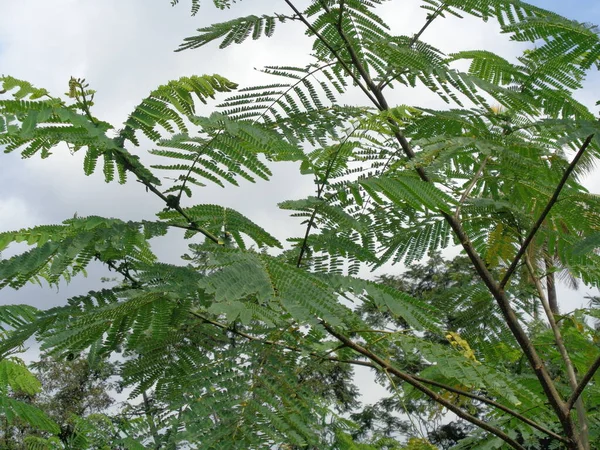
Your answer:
(1, 0), (599, 314)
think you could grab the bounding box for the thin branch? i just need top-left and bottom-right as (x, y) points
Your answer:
(188, 310), (307, 354)
(378, 1), (449, 90)
(455, 155), (490, 220)
(296, 123), (360, 267)
(320, 321), (527, 450)
(288, 0), (571, 432)
(328, 355), (566, 442)
(568, 355), (600, 410)
(283, 0), (381, 107)
(524, 253), (587, 445)
(500, 134), (595, 289)
(142, 391), (162, 450)
(138, 179), (222, 244)
(412, 373), (568, 443)
(177, 61), (337, 203)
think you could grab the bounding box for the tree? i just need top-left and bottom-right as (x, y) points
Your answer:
(0, 352), (125, 449)
(1, 0), (600, 448)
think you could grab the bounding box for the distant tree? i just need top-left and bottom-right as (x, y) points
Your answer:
(31, 353), (117, 443)
(0, 353), (117, 448)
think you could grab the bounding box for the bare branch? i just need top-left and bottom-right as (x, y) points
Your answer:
(524, 253), (587, 445)
(283, 0), (381, 107)
(500, 134), (595, 289)
(568, 355), (600, 411)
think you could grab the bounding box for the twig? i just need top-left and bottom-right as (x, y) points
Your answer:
(142, 391), (162, 450)
(568, 355), (600, 410)
(176, 61), (338, 203)
(283, 0), (381, 108)
(524, 253), (587, 445)
(500, 134), (595, 289)
(296, 122), (361, 267)
(377, 1), (449, 90)
(454, 155), (490, 220)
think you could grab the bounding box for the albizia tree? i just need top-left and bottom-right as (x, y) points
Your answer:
(1, 1), (600, 449)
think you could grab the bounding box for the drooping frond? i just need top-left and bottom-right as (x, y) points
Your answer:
(171, 0), (238, 15)
(323, 274), (443, 332)
(200, 248), (357, 327)
(157, 204), (282, 249)
(0, 305), (39, 332)
(177, 15), (284, 51)
(120, 75), (238, 145)
(0, 217), (167, 288)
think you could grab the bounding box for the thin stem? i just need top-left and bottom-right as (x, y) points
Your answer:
(500, 134), (595, 289)
(455, 155), (490, 220)
(142, 391), (161, 449)
(296, 123), (360, 267)
(377, 1), (449, 90)
(283, 0), (381, 107)
(177, 61), (337, 203)
(524, 253), (588, 447)
(568, 355), (600, 410)
(327, 358), (566, 442)
(139, 180), (222, 244)
(411, 373), (568, 443)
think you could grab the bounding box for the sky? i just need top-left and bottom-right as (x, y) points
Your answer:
(1, 0), (599, 355)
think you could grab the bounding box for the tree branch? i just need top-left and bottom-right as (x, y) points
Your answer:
(283, 0), (381, 107)
(142, 391), (162, 450)
(327, 354), (567, 442)
(320, 321), (527, 450)
(500, 134), (595, 289)
(296, 123), (360, 268)
(455, 155), (490, 220)
(287, 0), (573, 435)
(568, 355), (600, 411)
(378, 1), (448, 90)
(524, 253), (587, 446)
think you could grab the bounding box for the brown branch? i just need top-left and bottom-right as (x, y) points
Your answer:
(568, 355), (600, 411)
(283, 0), (381, 107)
(328, 353), (566, 442)
(287, 0), (573, 435)
(139, 180), (222, 244)
(500, 134), (595, 289)
(378, 1), (448, 90)
(524, 253), (587, 446)
(342, 357), (567, 443)
(455, 155), (490, 220)
(320, 321), (527, 450)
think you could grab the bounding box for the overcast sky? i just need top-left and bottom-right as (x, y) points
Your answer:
(1, 0), (599, 315)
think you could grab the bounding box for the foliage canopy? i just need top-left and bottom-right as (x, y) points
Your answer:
(2, 0), (600, 449)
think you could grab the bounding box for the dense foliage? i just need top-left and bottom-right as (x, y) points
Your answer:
(2, 0), (600, 448)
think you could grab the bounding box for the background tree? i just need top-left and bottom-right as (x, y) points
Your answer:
(0, 352), (119, 449)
